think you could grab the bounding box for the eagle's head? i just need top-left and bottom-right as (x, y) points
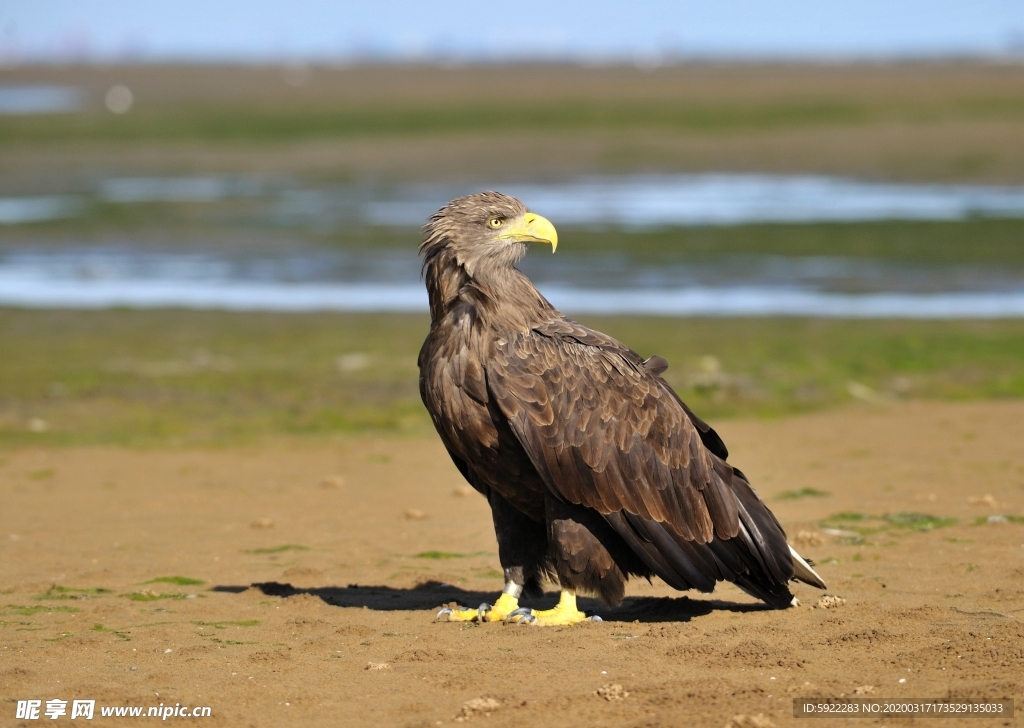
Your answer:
(420, 191), (558, 278)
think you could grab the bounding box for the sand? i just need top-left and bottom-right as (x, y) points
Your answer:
(3, 401), (1023, 727)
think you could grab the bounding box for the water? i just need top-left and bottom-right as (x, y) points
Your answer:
(363, 175), (1024, 227)
(0, 196), (84, 225)
(2, 246), (1023, 318)
(4, 277), (1024, 318)
(7, 173), (1024, 227)
(4, 173), (1024, 316)
(98, 177), (265, 203)
(0, 86), (84, 115)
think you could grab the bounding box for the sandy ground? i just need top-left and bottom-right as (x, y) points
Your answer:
(2, 400), (1023, 727)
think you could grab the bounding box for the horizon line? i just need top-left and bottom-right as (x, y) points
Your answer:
(4, 51), (1024, 69)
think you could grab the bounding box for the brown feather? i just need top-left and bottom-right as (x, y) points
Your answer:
(418, 191), (825, 608)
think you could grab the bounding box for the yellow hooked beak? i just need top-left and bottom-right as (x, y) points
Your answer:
(498, 212), (558, 253)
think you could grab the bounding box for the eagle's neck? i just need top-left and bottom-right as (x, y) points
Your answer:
(424, 250), (555, 333)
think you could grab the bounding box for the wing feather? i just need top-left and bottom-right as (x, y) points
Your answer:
(487, 319), (732, 543)
(486, 316), (805, 599)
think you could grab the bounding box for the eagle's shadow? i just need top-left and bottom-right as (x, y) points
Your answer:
(212, 580), (769, 623)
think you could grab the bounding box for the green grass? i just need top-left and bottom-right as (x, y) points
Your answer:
(560, 219), (1024, 268)
(2, 93), (1023, 144)
(973, 514), (1024, 525)
(0, 102), (856, 143)
(820, 511), (957, 537)
(3, 63), (1024, 145)
(2, 604), (79, 616)
(4, 64), (1024, 190)
(2, 309), (1024, 447)
(242, 544), (310, 554)
(122, 591), (191, 602)
(0, 310), (428, 447)
(413, 551), (488, 560)
(37, 586), (112, 600)
(192, 620), (260, 629)
(143, 576), (205, 586)
(777, 487), (831, 500)
(882, 512), (958, 531)
(595, 316), (1024, 419)
(91, 623), (131, 640)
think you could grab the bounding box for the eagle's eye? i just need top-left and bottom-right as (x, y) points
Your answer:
(487, 217), (503, 229)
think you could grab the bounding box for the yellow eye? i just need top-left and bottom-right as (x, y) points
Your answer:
(487, 217), (503, 229)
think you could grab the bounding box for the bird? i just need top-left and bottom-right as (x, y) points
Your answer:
(418, 191), (826, 626)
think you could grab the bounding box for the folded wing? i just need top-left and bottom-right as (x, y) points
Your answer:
(486, 318), (822, 607)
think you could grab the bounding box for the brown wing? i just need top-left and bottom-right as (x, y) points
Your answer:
(486, 318), (738, 543)
(418, 305), (548, 522)
(487, 318), (802, 604)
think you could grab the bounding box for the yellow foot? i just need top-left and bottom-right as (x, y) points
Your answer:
(435, 592), (520, 623)
(505, 590), (600, 626)
(484, 593), (521, 622)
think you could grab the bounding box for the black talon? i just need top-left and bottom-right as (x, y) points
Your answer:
(435, 604), (468, 621)
(505, 607), (534, 624)
(477, 603), (492, 621)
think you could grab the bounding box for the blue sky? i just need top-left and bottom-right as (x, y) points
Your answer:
(2, 0), (1023, 63)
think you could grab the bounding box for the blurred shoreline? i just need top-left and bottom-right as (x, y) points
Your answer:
(3, 61), (1024, 443)
(4, 62), (1024, 186)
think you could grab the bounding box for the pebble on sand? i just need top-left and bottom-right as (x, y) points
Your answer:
(321, 475), (346, 489)
(595, 683), (629, 701)
(967, 494), (998, 507)
(454, 698), (501, 721)
(812, 595), (847, 609)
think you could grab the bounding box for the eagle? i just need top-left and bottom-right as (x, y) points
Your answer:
(418, 191), (825, 626)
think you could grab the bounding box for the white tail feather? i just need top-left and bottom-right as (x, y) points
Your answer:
(789, 545), (827, 589)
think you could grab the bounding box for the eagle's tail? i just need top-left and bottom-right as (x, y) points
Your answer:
(604, 464), (827, 611)
(789, 545), (827, 589)
(728, 467), (827, 605)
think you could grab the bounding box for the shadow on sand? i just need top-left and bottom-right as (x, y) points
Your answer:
(212, 580), (769, 623)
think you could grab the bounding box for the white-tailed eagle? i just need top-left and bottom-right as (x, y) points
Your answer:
(418, 191), (825, 625)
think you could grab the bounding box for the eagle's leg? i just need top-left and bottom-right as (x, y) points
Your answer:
(505, 589), (592, 626)
(436, 492), (547, 623)
(483, 582), (523, 621)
